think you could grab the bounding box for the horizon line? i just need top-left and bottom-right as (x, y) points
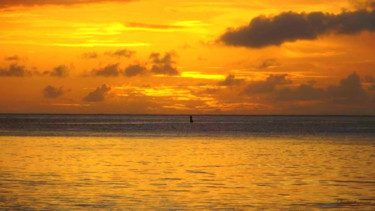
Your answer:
(0, 113), (374, 117)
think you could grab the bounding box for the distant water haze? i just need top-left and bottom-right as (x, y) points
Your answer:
(0, 114), (374, 137)
(0, 115), (374, 209)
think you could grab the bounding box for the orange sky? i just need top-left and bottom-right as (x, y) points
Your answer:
(0, 0), (374, 114)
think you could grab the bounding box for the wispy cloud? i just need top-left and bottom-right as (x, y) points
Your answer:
(105, 49), (135, 58)
(4, 55), (20, 61)
(0, 0), (136, 8)
(126, 22), (183, 30)
(82, 52), (99, 59)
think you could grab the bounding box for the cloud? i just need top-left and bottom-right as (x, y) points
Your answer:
(83, 49), (134, 59)
(0, 64), (31, 77)
(350, 0), (375, 10)
(327, 73), (368, 103)
(83, 84), (111, 102)
(4, 55), (20, 61)
(218, 74), (245, 86)
(106, 49), (135, 58)
(258, 58), (280, 69)
(364, 75), (375, 91)
(82, 52), (99, 59)
(243, 74), (291, 94)
(43, 65), (69, 77)
(0, 0), (135, 8)
(364, 75), (375, 82)
(124, 64), (146, 77)
(150, 52), (179, 75)
(85, 51), (180, 77)
(275, 73), (369, 103)
(43, 85), (64, 98)
(220, 9), (375, 48)
(91, 64), (120, 77)
(0, 64), (69, 77)
(276, 83), (325, 101)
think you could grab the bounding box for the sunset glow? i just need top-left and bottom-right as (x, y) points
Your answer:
(1, 0), (375, 114)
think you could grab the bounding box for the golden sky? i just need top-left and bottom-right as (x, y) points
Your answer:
(0, 0), (374, 114)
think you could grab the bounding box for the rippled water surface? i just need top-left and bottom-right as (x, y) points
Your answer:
(1, 136), (375, 210)
(0, 115), (375, 209)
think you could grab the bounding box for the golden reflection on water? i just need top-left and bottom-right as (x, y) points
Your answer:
(0, 136), (375, 209)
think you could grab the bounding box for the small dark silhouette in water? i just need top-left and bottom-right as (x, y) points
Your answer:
(190, 115), (193, 123)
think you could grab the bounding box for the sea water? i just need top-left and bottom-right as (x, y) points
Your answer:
(0, 115), (374, 209)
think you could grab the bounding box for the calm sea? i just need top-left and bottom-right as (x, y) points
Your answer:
(0, 115), (375, 209)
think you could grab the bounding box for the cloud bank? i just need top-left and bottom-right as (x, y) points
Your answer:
(243, 74), (291, 94)
(220, 9), (375, 48)
(242, 73), (372, 105)
(274, 73), (369, 104)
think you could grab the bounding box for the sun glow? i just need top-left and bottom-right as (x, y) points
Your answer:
(0, 0), (374, 114)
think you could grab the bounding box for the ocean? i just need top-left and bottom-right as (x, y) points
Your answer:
(0, 114), (374, 209)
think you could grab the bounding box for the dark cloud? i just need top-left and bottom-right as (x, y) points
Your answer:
(4, 55), (20, 61)
(43, 65), (69, 77)
(112, 49), (135, 57)
(218, 74), (245, 86)
(0, 0), (135, 8)
(327, 73), (368, 103)
(275, 73), (369, 103)
(83, 49), (135, 59)
(86, 51), (180, 77)
(124, 64), (146, 77)
(82, 52), (99, 59)
(106, 49), (135, 58)
(258, 58), (279, 69)
(220, 9), (375, 48)
(150, 52), (179, 75)
(0, 64), (69, 77)
(43, 85), (64, 98)
(243, 74), (291, 94)
(91, 64), (120, 77)
(0, 64), (31, 77)
(83, 84), (111, 102)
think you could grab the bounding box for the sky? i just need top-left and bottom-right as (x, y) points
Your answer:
(0, 0), (374, 114)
